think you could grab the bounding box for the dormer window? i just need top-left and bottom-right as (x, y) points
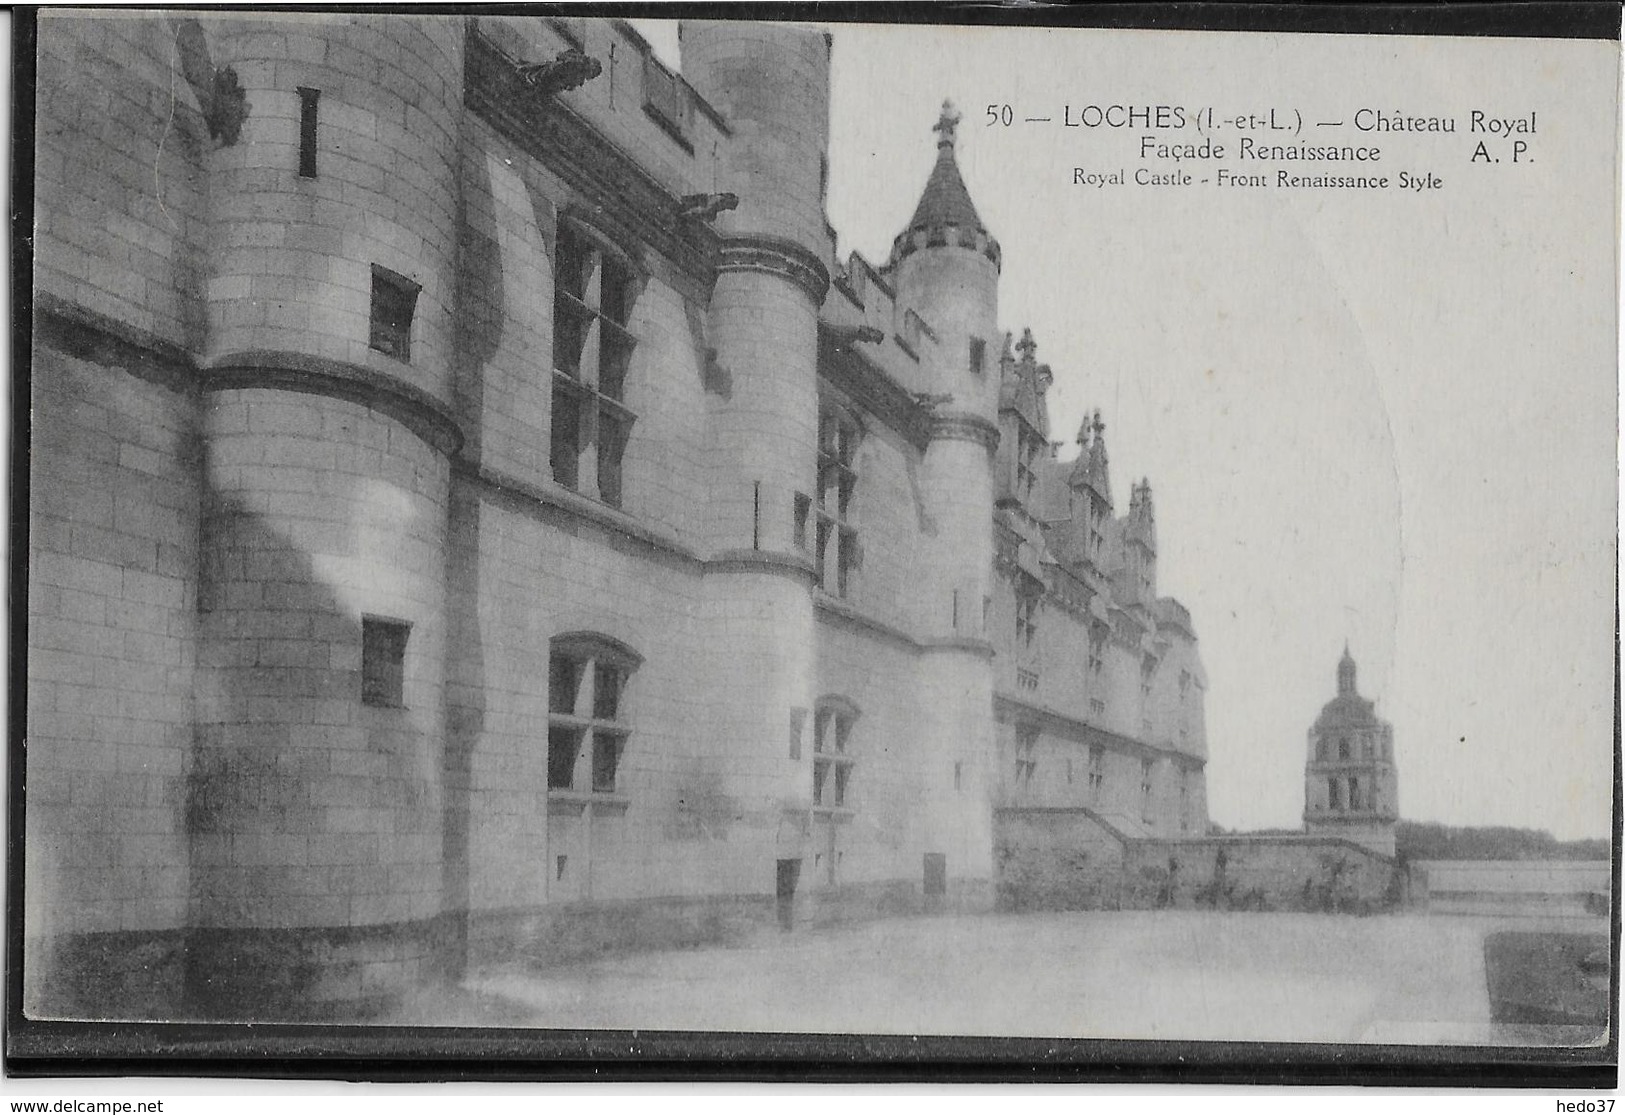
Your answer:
(1015, 427), (1042, 506)
(815, 405), (861, 598)
(1014, 726), (1038, 791)
(1015, 590), (1039, 649)
(848, 259), (868, 302)
(642, 53), (692, 147)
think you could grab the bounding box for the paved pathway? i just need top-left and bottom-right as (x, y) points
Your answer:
(417, 910), (1601, 1043)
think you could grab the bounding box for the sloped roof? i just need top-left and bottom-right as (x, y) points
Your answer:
(902, 101), (989, 236)
(1314, 693), (1382, 730)
(905, 144), (987, 235)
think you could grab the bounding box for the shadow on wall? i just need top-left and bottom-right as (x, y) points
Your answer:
(439, 143), (504, 984)
(182, 487), (448, 1021)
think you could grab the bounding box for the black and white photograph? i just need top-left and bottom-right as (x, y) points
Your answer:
(9, 4), (1620, 1082)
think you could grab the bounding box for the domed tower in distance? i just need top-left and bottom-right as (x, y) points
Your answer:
(1304, 646), (1399, 857)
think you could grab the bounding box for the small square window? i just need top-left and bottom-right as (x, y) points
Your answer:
(369, 266), (418, 361)
(361, 616), (409, 707)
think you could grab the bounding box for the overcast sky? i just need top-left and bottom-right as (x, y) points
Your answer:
(636, 21), (1618, 841)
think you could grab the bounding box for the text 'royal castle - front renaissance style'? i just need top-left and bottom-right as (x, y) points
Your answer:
(27, 13), (1209, 1018)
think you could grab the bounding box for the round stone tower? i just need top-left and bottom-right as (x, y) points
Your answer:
(889, 102), (1002, 891)
(1304, 646), (1399, 857)
(679, 22), (831, 895)
(890, 101), (1003, 420)
(188, 14), (464, 1015)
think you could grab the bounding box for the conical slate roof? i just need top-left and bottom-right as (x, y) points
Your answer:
(902, 101), (988, 236)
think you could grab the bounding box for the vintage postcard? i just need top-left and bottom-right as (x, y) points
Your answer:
(12, 4), (1619, 1077)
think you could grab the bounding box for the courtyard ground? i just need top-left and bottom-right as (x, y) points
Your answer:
(393, 909), (1611, 1045)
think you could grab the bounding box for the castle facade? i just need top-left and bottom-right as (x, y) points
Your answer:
(26, 13), (1207, 1018)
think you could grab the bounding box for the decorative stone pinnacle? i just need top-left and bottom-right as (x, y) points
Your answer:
(932, 99), (961, 149)
(517, 48), (603, 96)
(1076, 416), (1092, 448)
(1016, 327), (1037, 362)
(1092, 408), (1106, 438)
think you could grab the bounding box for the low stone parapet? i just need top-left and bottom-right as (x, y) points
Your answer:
(995, 807), (1406, 913)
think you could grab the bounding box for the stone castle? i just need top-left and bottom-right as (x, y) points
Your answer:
(27, 13), (1213, 1018)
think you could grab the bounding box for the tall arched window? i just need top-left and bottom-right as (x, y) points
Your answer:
(548, 633), (642, 794)
(551, 218), (642, 507)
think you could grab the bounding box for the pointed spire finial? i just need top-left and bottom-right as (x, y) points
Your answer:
(1076, 414), (1092, 448)
(932, 99), (961, 149)
(1016, 327), (1037, 362)
(1092, 408), (1106, 438)
(1337, 644), (1358, 697)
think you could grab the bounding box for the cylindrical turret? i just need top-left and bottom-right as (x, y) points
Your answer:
(675, 21), (831, 900)
(680, 21), (832, 263)
(188, 14), (464, 1015)
(888, 102), (1003, 890)
(889, 101), (1002, 420)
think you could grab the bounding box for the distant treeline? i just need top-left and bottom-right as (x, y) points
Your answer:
(1207, 821), (1610, 861)
(1392, 822), (1609, 862)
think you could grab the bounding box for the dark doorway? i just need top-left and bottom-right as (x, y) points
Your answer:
(776, 858), (801, 931)
(923, 852), (947, 897)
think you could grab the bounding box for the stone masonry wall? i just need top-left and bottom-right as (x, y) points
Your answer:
(34, 13), (210, 350)
(25, 338), (203, 1016)
(995, 808), (1404, 914)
